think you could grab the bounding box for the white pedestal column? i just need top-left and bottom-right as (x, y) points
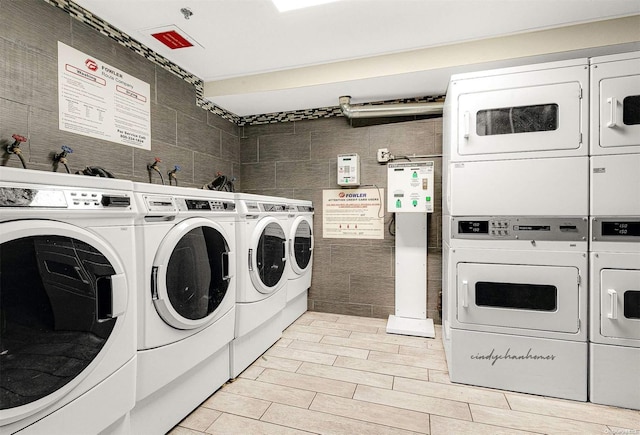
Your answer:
(386, 212), (435, 338)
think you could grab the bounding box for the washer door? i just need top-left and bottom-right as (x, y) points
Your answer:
(0, 220), (127, 421)
(290, 216), (313, 276)
(152, 218), (232, 330)
(249, 217), (287, 294)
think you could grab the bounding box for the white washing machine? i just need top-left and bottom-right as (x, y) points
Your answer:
(231, 193), (290, 378)
(281, 198), (314, 330)
(130, 182), (237, 434)
(588, 50), (640, 411)
(0, 167), (136, 434)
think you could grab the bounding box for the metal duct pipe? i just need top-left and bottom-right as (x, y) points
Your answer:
(339, 96), (444, 119)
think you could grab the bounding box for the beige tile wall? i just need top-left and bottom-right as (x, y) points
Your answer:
(240, 116), (444, 322)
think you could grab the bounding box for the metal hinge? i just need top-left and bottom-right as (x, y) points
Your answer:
(578, 88), (583, 99)
(577, 275), (581, 286)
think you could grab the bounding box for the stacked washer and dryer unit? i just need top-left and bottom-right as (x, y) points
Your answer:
(0, 167), (137, 434)
(588, 51), (640, 410)
(443, 59), (591, 401)
(444, 52), (640, 408)
(130, 182), (237, 434)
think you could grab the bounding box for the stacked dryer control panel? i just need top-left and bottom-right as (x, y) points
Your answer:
(588, 51), (640, 410)
(443, 51), (640, 409)
(442, 58), (590, 401)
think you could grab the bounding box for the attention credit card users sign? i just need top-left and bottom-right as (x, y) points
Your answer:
(323, 188), (385, 239)
(58, 42), (151, 150)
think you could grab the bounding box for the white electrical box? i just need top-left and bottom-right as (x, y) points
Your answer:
(387, 161), (434, 213)
(337, 153), (360, 187)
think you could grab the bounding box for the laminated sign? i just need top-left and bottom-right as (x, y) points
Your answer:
(323, 188), (384, 239)
(58, 42), (151, 150)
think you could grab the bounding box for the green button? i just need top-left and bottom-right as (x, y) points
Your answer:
(426, 196), (431, 201)
(412, 200), (418, 207)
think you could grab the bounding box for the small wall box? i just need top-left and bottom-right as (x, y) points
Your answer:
(387, 161), (434, 212)
(337, 153), (361, 186)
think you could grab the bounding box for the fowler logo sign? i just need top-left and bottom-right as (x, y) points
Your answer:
(338, 192), (366, 198)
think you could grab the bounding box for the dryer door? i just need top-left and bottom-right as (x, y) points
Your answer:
(290, 216), (313, 276)
(249, 217), (287, 294)
(457, 82), (582, 158)
(456, 263), (580, 333)
(152, 218), (233, 330)
(0, 220), (128, 423)
(600, 269), (640, 340)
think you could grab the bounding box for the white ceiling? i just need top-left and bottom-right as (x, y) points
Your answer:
(74, 0), (640, 117)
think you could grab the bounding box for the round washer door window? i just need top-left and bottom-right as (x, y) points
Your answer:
(291, 217), (313, 275)
(0, 221), (125, 414)
(152, 218), (232, 329)
(250, 218), (287, 293)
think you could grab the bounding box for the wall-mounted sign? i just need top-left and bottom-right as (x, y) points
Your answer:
(323, 188), (384, 239)
(58, 42), (151, 150)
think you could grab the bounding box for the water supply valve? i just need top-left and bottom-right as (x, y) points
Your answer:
(53, 145), (73, 173)
(147, 157), (165, 184)
(168, 165), (180, 186)
(6, 134), (27, 169)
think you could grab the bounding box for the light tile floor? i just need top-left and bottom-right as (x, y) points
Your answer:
(170, 312), (640, 434)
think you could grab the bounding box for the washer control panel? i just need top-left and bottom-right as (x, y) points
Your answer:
(452, 216), (587, 241)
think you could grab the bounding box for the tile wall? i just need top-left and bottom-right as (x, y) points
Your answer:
(1, 0), (444, 322)
(240, 117), (443, 321)
(0, 0), (240, 188)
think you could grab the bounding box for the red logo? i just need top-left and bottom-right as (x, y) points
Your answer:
(338, 192), (345, 198)
(85, 59), (98, 71)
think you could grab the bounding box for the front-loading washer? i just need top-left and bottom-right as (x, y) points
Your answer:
(130, 182), (237, 434)
(280, 198), (314, 330)
(0, 166), (136, 434)
(231, 193), (290, 378)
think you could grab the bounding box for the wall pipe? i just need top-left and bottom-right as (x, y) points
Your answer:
(339, 96), (444, 119)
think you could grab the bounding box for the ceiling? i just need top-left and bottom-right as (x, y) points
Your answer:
(74, 0), (640, 117)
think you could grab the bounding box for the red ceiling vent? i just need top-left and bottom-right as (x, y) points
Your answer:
(151, 30), (194, 49)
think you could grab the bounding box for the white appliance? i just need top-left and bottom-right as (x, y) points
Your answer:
(0, 167), (136, 434)
(130, 183), (237, 434)
(445, 217), (589, 401)
(589, 245), (640, 410)
(443, 58), (589, 219)
(231, 194), (290, 378)
(442, 58), (591, 401)
(588, 50), (640, 411)
(589, 51), (640, 156)
(281, 198), (314, 330)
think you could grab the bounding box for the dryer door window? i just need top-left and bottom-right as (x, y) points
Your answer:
(251, 220), (287, 292)
(600, 269), (640, 340)
(153, 220), (231, 330)
(0, 234), (118, 410)
(291, 218), (312, 275)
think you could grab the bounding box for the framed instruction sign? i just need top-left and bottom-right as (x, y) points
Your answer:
(58, 42), (151, 150)
(323, 188), (385, 239)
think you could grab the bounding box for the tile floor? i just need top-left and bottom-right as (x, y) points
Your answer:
(170, 312), (640, 434)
